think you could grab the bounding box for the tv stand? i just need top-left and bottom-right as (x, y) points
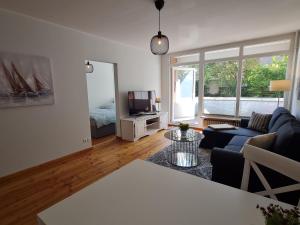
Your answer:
(139, 112), (157, 116)
(132, 112), (157, 117)
(120, 112), (168, 141)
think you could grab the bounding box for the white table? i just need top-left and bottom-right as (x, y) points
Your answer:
(38, 160), (291, 225)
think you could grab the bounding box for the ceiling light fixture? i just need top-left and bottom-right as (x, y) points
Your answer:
(150, 0), (169, 55)
(85, 61), (94, 73)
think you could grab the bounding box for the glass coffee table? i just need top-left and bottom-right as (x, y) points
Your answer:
(164, 129), (204, 167)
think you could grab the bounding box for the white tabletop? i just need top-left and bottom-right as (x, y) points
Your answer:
(38, 160), (291, 225)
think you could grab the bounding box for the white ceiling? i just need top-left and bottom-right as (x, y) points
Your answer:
(0, 0), (300, 53)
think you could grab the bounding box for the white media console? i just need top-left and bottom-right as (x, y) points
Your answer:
(120, 112), (168, 141)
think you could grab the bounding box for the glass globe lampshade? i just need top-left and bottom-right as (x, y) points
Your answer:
(150, 31), (169, 55)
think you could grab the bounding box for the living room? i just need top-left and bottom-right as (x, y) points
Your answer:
(0, 0), (300, 225)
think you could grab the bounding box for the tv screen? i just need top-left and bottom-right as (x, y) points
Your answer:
(128, 91), (156, 115)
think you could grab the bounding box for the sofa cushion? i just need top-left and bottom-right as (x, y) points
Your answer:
(224, 135), (250, 152)
(273, 120), (300, 161)
(200, 127), (262, 149)
(228, 135), (250, 146)
(248, 112), (272, 133)
(269, 113), (295, 133)
(224, 145), (243, 152)
(268, 107), (291, 131)
(216, 127), (263, 137)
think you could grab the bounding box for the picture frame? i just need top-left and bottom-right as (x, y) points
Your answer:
(0, 51), (54, 108)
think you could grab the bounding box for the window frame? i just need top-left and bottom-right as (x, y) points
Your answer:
(169, 33), (296, 119)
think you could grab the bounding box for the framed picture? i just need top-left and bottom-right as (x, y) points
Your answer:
(0, 52), (54, 108)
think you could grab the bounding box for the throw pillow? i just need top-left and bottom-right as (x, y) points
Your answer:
(240, 132), (277, 153)
(248, 132), (276, 149)
(247, 112), (272, 133)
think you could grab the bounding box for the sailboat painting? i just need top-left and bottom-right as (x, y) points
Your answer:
(0, 52), (54, 108)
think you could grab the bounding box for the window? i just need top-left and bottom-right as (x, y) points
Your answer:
(243, 40), (290, 56)
(169, 34), (295, 121)
(204, 61), (238, 116)
(204, 48), (239, 61)
(171, 53), (199, 64)
(240, 55), (288, 116)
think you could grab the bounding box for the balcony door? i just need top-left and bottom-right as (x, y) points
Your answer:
(172, 65), (198, 121)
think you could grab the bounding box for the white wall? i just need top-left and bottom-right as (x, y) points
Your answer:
(0, 9), (161, 177)
(291, 35), (300, 119)
(161, 55), (171, 116)
(86, 61), (115, 111)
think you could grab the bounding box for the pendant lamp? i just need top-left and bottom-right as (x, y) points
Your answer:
(85, 61), (94, 73)
(150, 0), (169, 55)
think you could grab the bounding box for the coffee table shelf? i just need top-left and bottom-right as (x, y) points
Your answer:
(164, 129), (204, 167)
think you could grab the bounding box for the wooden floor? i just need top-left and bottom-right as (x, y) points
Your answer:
(0, 131), (170, 225)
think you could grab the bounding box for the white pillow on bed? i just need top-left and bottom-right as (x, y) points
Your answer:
(99, 102), (115, 109)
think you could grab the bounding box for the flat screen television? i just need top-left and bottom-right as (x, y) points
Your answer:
(128, 91), (156, 115)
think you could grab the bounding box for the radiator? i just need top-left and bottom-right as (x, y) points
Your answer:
(203, 117), (241, 127)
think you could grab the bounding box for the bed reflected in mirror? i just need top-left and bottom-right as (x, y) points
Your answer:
(85, 60), (117, 144)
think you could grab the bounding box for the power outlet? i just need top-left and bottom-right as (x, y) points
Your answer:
(82, 137), (90, 143)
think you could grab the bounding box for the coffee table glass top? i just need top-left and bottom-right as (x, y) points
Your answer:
(164, 129), (204, 142)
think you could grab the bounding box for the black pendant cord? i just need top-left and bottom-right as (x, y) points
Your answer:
(158, 10), (161, 32)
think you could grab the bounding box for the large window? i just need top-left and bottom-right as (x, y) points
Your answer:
(170, 34), (294, 121)
(204, 61), (238, 116)
(240, 55), (288, 116)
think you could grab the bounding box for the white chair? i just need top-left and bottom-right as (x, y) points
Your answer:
(241, 144), (300, 206)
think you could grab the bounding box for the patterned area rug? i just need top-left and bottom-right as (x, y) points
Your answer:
(146, 145), (212, 180)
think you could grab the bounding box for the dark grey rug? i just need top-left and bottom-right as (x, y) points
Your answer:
(146, 145), (212, 180)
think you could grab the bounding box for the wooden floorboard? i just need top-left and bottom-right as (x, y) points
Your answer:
(0, 130), (170, 225)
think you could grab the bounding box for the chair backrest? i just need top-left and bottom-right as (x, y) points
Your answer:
(241, 144), (300, 206)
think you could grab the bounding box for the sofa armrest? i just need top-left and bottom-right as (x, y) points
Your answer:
(240, 118), (250, 128)
(210, 148), (244, 188)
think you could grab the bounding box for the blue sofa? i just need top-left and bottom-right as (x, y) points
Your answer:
(200, 107), (300, 205)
